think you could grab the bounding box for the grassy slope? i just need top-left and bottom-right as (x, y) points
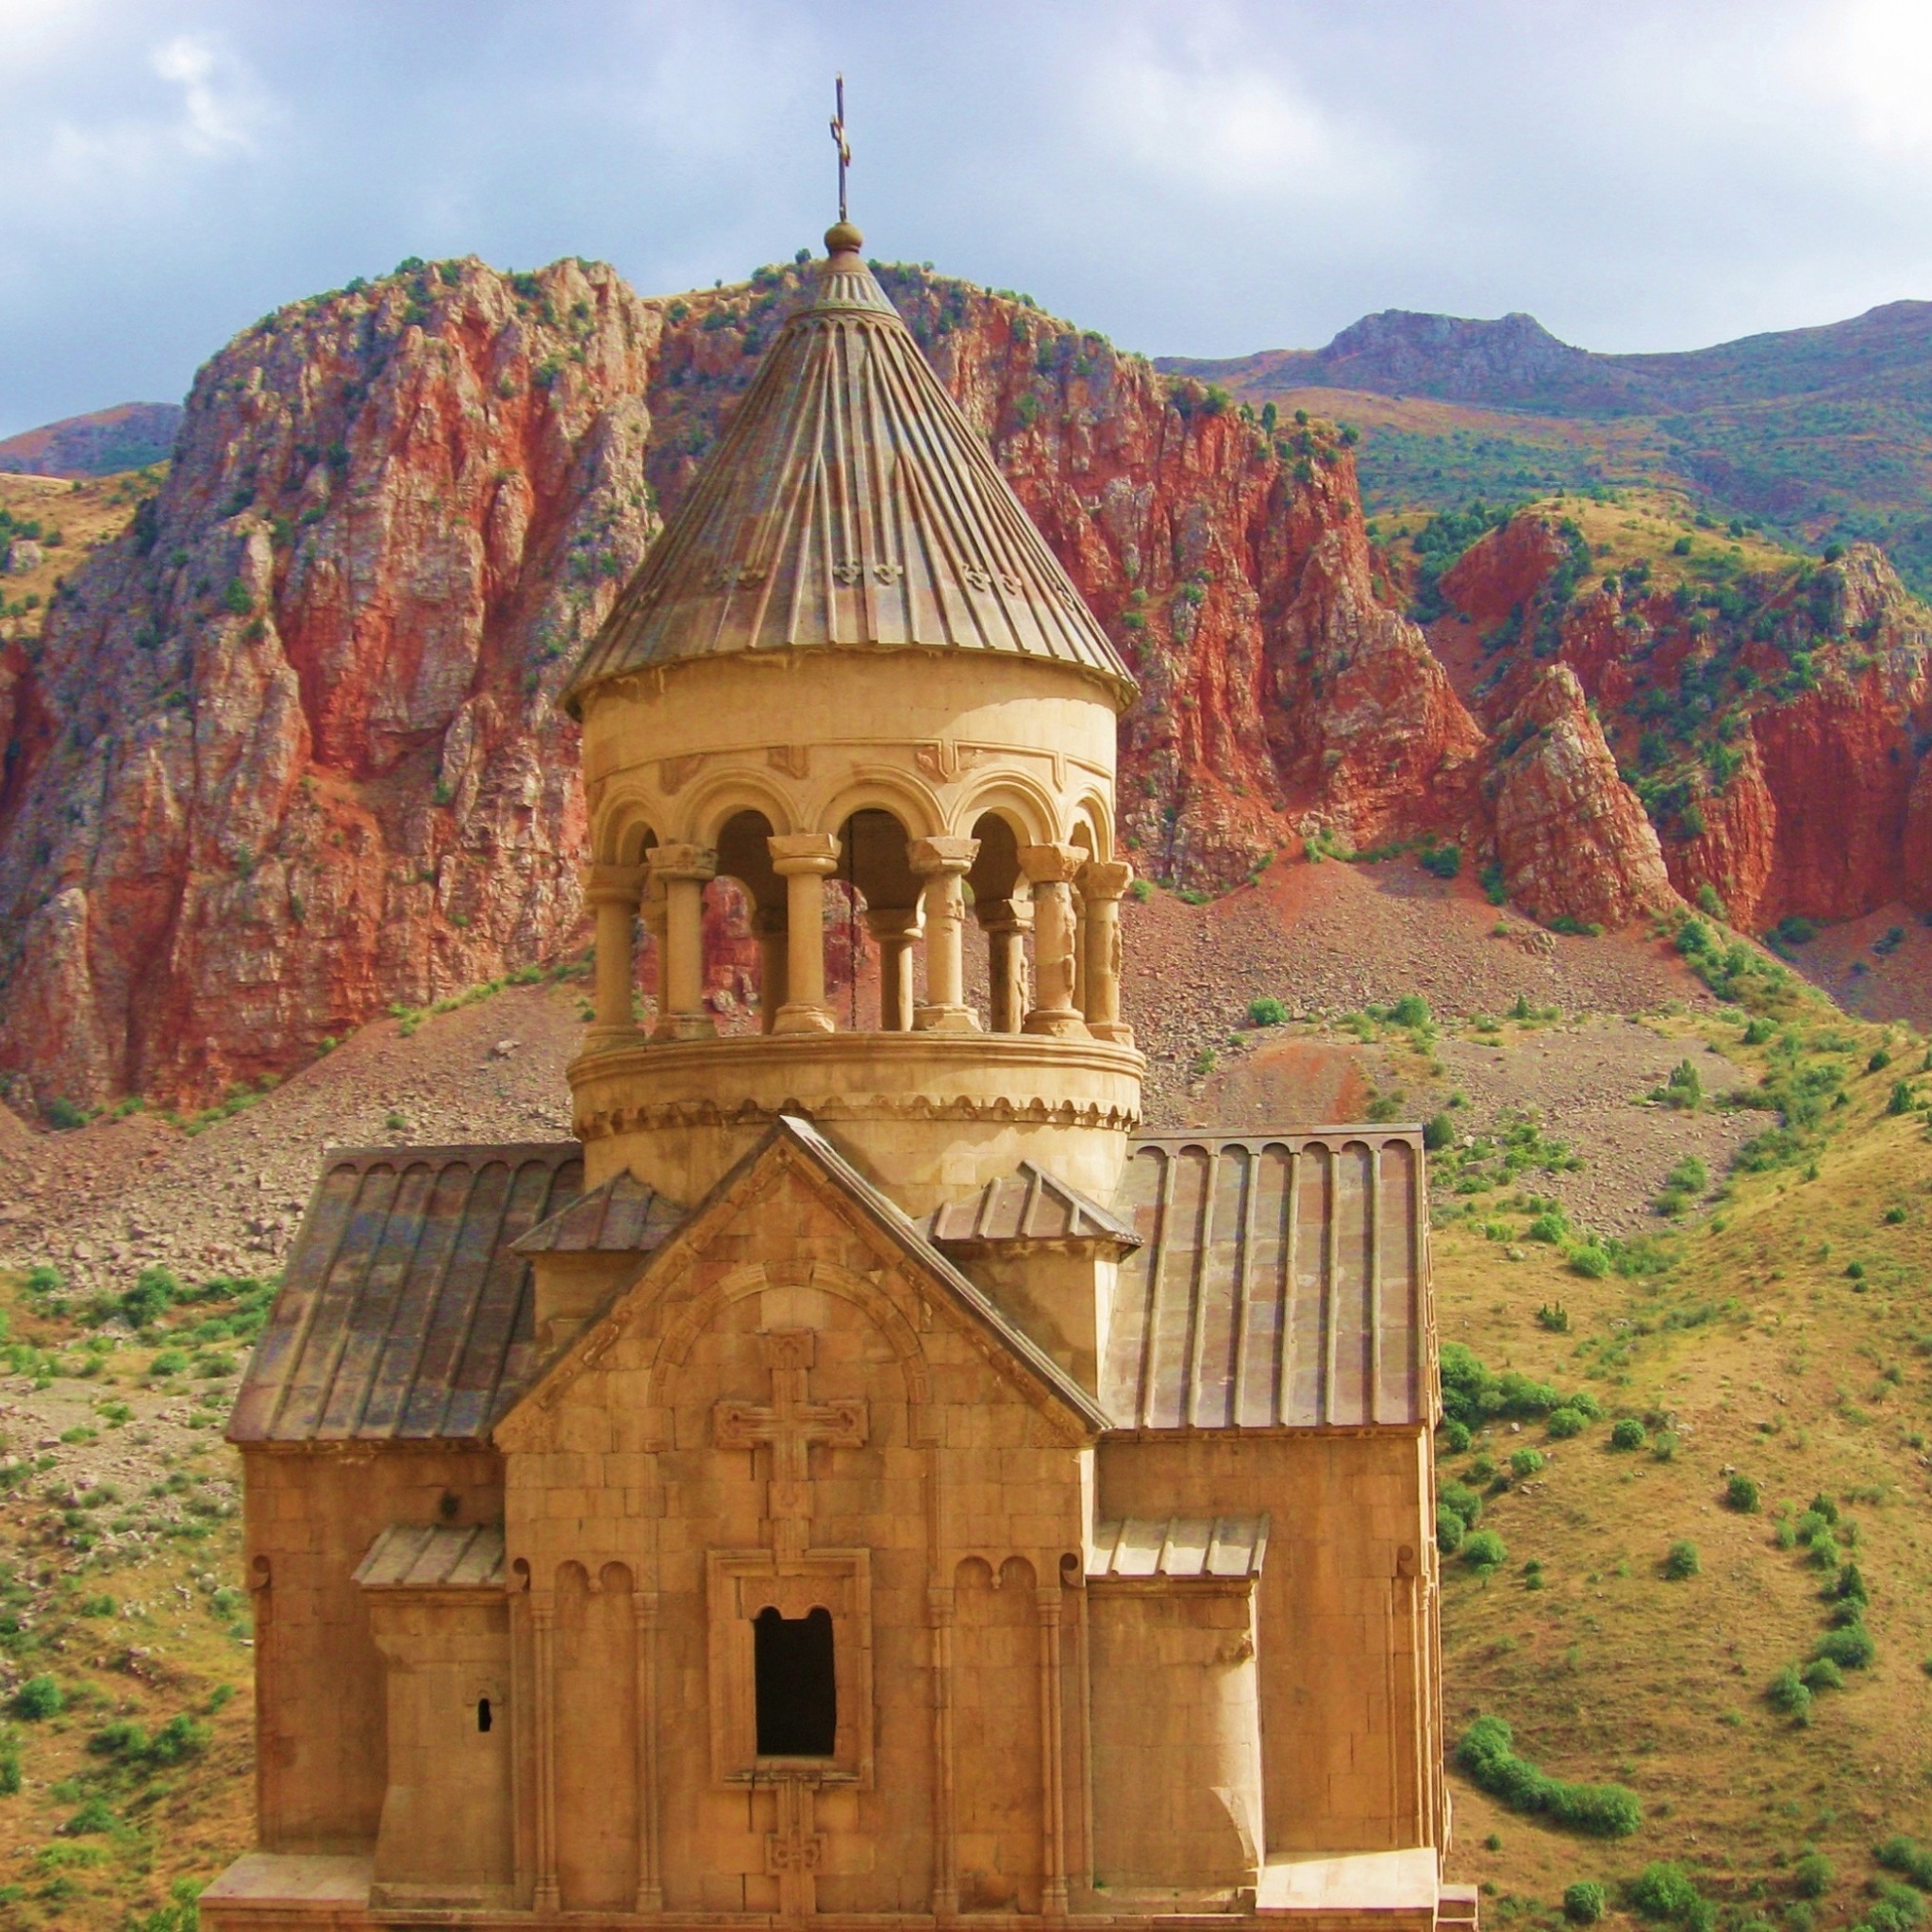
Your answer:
(0, 470), (162, 649)
(0, 1290), (249, 1930)
(1433, 985), (1932, 1930)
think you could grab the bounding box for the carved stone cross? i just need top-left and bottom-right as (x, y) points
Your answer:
(715, 1330), (866, 1559)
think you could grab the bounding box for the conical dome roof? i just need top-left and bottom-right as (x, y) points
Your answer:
(563, 225), (1135, 716)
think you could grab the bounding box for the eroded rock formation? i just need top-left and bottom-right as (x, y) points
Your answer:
(0, 256), (1477, 1108)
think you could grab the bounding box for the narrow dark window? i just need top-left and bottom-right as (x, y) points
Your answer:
(754, 1605), (836, 1757)
(476, 1697), (492, 1734)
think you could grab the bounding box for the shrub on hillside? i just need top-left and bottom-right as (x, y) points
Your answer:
(1627, 1861), (1705, 1920)
(1424, 1112), (1455, 1151)
(1801, 1657), (1844, 1692)
(1462, 1530), (1508, 1572)
(1610, 1418), (1647, 1451)
(13, 1675), (61, 1720)
(1792, 1853), (1835, 1899)
(1510, 1447), (1546, 1478)
(1726, 1474), (1761, 1512)
(1565, 1883), (1607, 1925)
(1439, 1342), (1596, 1431)
(1247, 997), (1288, 1026)
(1812, 1624), (1875, 1670)
(1768, 1665), (1814, 1723)
(1875, 1838), (1932, 1891)
(1547, 1406), (1587, 1440)
(1456, 1714), (1641, 1837)
(1664, 1541), (1701, 1580)
(1437, 1507), (1466, 1555)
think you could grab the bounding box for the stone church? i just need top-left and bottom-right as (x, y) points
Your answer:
(205, 223), (1469, 1932)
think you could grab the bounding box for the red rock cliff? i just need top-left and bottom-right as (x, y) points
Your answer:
(1443, 514), (1932, 931)
(0, 256), (1478, 1109)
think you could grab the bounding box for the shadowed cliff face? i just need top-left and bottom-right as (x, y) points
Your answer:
(0, 256), (1479, 1110)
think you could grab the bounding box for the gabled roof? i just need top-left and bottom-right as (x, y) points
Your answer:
(500, 1114), (1111, 1441)
(916, 1161), (1141, 1248)
(356, 1523), (507, 1591)
(511, 1170), (684, 1257)
(562, 226), (1135, 714)
(228, 1144), (582, 1444)
(1105, 1128), (1429, 1431)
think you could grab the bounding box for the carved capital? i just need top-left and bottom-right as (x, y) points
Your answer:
(1019, 841), (1086, 886)
(644, 841), (716, 882)
(1077, 858), (1133, 902)
(582, 861), (644, 906)
(908, 835), (979, 876)
(864, 906), (924, 941)
(767, 831), (841, 877)
(974, 895), (1031, 934)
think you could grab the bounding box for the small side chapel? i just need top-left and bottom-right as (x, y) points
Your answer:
(205, 220), (1472, 1932)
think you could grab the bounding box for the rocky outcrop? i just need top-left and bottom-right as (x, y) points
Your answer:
(1489, 666), (1681, 928)
(0, 255), (1480, 1110)
(1445, 515), (1932, 932)
(0, 258), (663, 1108)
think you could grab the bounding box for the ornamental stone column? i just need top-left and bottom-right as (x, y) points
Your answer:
(1078, 859), (1136, 1046)
(752, 906), (789, 1035)
(767, 833), (842, 1035)
(646, 842), (717, 1041)
(582, 861), (644, 1049)
(865, 907), (923, 1032)
(1019, 843), (1090, 1039)
(976, 897), (1031, 1034)
(909, 837), (980, 1033)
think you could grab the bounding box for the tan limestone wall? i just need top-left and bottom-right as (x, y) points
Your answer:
(1094, 1428), (1437, 1857)
(1088, 1579), (1263, 1897)
(497, 1153), (1092, 1916)
(242, 1444), (504, 1851)
(367, 1595), (513, 1907)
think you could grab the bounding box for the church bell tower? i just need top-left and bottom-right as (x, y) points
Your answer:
(562, 221), (1144, 1224)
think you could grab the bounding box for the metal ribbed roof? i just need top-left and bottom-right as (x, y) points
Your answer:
(229, 1144), (583, 1443)
(563, 228), (1134, 713)
(1103, 1130), (1428, 1431)
(916, 1161), (1141, 1247)
(511, 1170), (684, 1256)
(1087, 1514), (1270, 1581)
(356, 1523), (507, 1591)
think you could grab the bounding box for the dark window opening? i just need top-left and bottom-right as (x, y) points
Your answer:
(476, 1696), (492, 1734)
(754, 1605), (836, 1757)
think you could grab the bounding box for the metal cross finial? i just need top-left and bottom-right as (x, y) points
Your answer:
(830, 74), (850, 224)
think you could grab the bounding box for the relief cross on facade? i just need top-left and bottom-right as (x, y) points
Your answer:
(714, 1329), (867, 1560)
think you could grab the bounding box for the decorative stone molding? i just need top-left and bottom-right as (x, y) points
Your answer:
(574, 1091), (1143, 1142)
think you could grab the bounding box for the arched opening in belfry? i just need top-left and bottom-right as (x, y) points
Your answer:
(837, 808), (919, 1031)
(967, 813), (1029, 1034)
(713, 810), (782, 1035)
(754, 1605), (837, 1758)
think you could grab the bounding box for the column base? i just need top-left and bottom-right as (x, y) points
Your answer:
(583, 1023), (650, 1054)
(914, 1004), (981, 1034)
(652, 1011), (717, 1042)
(1023, 1008), (1091, 1040)
(1088, 1020), (1136, 1047)
(773, 1002), (837, 1036)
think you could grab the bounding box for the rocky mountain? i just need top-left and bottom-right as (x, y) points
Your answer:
(0, 401), (182, 477)
(1423, 499), (1932, 933)
(0, 253), (1482, 1112)
(1161, 301), (1932, 591)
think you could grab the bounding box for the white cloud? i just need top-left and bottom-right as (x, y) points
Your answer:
(1796, 0), (1932, 155)
(1081, 21), (1405, 202)
(152, 33), (261, 157)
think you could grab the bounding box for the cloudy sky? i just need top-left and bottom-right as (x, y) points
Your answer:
(4, 0), (1932, 435)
